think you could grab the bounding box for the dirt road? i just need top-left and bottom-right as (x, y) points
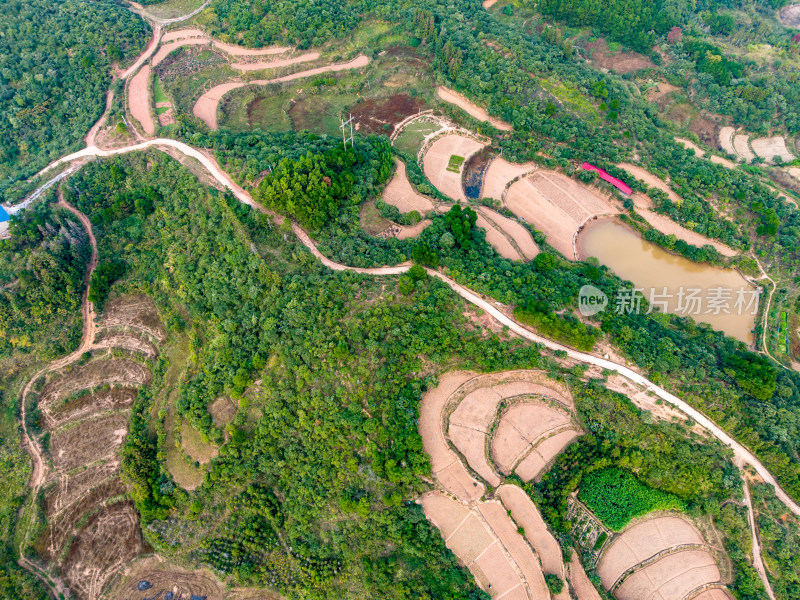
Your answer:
(17, 194), (99, 598)
(741, 476), (777, 600)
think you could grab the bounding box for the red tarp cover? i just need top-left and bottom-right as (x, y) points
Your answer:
(581, 162), (632, 195)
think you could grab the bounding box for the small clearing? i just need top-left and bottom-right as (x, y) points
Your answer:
(585, 38), (654, 73)
(437, 86), (513, 131)
(129, 66), (155, 135)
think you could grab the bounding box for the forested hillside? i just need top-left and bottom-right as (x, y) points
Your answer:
(0, 0), (148, 196)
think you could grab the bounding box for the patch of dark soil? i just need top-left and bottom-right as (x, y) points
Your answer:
(689, 114), (719, 148)
(585, 38), (654, 73)
(463, 147), (494, 199)
(349, 94), (426, 135)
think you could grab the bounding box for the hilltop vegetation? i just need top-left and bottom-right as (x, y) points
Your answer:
(0, 0), (148, 197)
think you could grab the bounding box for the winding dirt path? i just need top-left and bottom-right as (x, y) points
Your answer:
(26, 137), (800, 523)
(741, 476), (777, 600)
(17, 193), (99, 598)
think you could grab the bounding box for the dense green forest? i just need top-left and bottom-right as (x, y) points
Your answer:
(0, 0), (148, 197)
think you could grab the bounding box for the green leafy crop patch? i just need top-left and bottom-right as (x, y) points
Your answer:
(578, 468), (685, 530)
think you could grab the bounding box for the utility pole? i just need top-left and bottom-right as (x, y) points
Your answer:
(340, 113), (355, 149)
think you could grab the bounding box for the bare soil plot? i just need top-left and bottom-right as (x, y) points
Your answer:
(789, 167), (800, 182)
(437, 86), (512, 131)
(210, 396), (237, 426)
(478, 500), (551, 599)
(718, 127), (736, 157)
(449, 423), (501, 486)
(618, 163), (681, 204)
(382, 159), (435, 213)
(505, 170), (615, 259)
(647, 82), (679, 103)
(50, 412), (129, 472)
(614, 549), (722, 600)
(129, 66), (155, 135)
(194, 55), (370, 129)
(514, 428), (580, 482)
(751, 136), (794, 164)
(633, 209), (738, 257)
(569, 550), (603, 600)
(482, 157), (538, 201)
(421, 492), (527, 599)
(41, 359), (151, 410)
(102, 294), (166, 341)
(423, 134), (486, 201)
(45, 387), (136, 428)
(779, 4), (800, 27)
(477, 207), (540, 261)
(62, 501), (145, 600)
(106, 557), (231, 600)
(476, 212), (520, 261)
(38, 477), (127, 559)
(161, 28), (207, 42)
(43, 462), (119, 516)
(733, 134), (755, 162)
(585, 38), (654, 73)
(598, 516), (707, 589)
(395, 220), (432, 239)
(491, 401), (574, 475)
(419, 371), (485, 501)
(498, 485), (567, 577)
(349, 94), (426, 136)
(483, 0), (498, 7)
(213, 40), (291, 56)
(94, 331), (158, 357)
(230, 51), (319, 71)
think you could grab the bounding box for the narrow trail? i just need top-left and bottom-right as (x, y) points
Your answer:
(741, 476), (777, 600)
(17, 193), (99, 598)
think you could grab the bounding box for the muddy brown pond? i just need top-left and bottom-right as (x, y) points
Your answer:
(577, 219), (756, 344)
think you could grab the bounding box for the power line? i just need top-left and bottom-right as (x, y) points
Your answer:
(340, 113), (355, 149)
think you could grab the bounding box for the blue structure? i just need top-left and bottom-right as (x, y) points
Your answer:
(0, 206), (9, 223)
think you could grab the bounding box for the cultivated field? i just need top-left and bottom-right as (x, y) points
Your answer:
(596, 515), (731, 600)
(33, 295), (165, 599)
(193, 55), (370, 129)
(381, 158), (436, 213)
(505, 170), (616, 258)
(421, 492), (540, 600)
(422, 133), (486, 201)
(751, 136), (795, 164)
(481, 157), (538, 201)
(437, 86), (513, 131)
(619, 163), (682, 205)
(733, 134), (756, 162)
(476, 207), (540, 261)
(718, 127), (736, 158)
(419, 371), (598, 598)
(129, 65), (155, 135)
(634, 209), (738, 256)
